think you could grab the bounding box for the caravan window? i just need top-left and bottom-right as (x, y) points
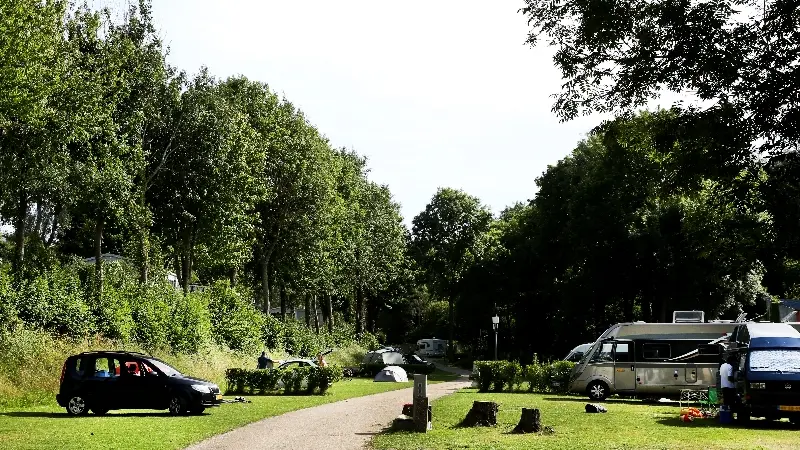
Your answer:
(591, 343), (614, 362)
(614, 343), (631, 362)
(642, 343), (671, 360)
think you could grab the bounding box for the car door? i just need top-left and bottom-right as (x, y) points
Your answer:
(613, 341), (636, 393)
(116, 359), (163, 409)
(85, 356), (124, 409)
(136, 360), (169, 409)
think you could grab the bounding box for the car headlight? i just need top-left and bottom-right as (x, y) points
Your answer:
(191, 384), (211, 393)
(750, 382), (766, 389)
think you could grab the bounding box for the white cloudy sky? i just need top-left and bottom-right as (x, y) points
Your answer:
(77, 0), (687, 228)
(142, 0), (617, 224)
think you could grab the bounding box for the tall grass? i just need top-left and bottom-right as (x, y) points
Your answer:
(0, 327), (369, 408)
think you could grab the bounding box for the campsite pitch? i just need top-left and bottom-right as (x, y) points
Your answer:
(0, 372), (459, 450)
(371, 389), (800, 450)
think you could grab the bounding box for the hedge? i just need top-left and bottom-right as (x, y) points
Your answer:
(473, 360), (575, 394)
(225, 365), (343, 395)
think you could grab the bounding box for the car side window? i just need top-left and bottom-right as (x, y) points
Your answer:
(139, 360), (158, 376)
(92, 357), (122, 378)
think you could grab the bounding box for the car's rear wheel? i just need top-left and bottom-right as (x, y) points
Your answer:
(168, 396), (187, 415)
(66, 395), (89, 416)
(91, 407), (109, 416)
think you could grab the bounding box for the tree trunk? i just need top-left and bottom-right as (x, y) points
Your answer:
(304, 292), (312, 327)
(229, 266), (237, 287)
(448, 298), (455, 360)
(312, 294), (320, 333)
(260, 253), (271, 313)
(94, 217), (105, 303)
(12, 191), (27, 284)
(280, 283), (287, 321)
(34, 201), (43, 239)
(460, 401), (499, 427)
(355, 286), (365, 335)
(343, 294), (352, 324)
(173, 253), (182, 289)
(139, 229), (150, 284)
(180, 227), (196, 294)
(46, 204), (61, 246)
(326, 294), (334, 333)
(512, 408), (541, 434)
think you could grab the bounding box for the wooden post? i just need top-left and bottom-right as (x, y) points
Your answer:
(413, 374), (430, 432)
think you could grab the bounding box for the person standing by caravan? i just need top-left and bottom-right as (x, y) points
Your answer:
(720, 355), (736, 407)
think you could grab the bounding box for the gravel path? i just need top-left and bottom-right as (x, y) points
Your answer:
(186, 379), (471, 450)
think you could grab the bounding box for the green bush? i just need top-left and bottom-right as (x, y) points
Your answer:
(473, 359), (576, 393)
(225, 366), (341, 396)
(11, 266), (92, 338)
(206, 281), (264, 352)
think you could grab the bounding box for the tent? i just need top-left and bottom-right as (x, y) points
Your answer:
(374, 365), (408, 382)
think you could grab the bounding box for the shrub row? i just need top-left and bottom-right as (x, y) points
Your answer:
(0, 261), (380, 357)
(225, 365), (343, 395)
(473, 359), (575, 394)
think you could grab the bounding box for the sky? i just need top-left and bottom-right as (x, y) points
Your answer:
(80, 0), (695, 229)
(137, 0), (617, 225)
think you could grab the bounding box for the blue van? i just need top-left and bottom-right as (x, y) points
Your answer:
(728, 323), (800, 423)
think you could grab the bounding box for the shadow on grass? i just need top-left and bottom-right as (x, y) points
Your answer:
(655, 417), (800, 430)
(542, 396), (675, 407)
(0, 411), (200, 418)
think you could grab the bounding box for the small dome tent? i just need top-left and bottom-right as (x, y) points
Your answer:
(374, 365), (408, 382)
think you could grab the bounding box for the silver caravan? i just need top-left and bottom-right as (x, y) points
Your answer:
(570, 320), (737, 400)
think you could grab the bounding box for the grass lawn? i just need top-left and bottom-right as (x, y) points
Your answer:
(371, 389), (800, 450)
(0, 372), (459, 450)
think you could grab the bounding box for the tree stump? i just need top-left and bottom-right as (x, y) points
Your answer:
(512, 408), (541, 433)
(460, 401), (499, 427)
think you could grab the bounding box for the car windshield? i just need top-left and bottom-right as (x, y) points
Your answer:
(146, 358), (182, 376)
(749, 350), (800, 372)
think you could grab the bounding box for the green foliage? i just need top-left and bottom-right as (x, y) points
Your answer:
(473, 360), (575, 394)
(206, 281), (264, 352)
(225, 365), (343, 396)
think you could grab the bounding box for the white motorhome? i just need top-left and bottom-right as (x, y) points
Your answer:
(416, 339), (447, 358)
(570, 315), (738, 400)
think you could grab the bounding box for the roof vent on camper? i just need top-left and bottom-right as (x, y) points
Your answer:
(673, 310), (705, 323)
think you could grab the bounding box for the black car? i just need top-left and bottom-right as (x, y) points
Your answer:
(56, 351), (222, 416)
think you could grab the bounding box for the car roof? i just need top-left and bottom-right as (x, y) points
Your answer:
(73, 350), (151, 358)
(280, 358), (315, 364)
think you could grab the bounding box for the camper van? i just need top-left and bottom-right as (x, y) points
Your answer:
(726, 322), (800, 422)
(569, 317), (737, 400)
(416, 339), (447, 358)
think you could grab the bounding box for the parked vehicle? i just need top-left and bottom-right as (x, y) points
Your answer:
(416, 339), (447, 358)
(56, 351), (222, 416)
(564, 343), (593, 362)
(569, 313), (736, 400)
(727, 322), (800, 423)
(360, 348), (435, 376)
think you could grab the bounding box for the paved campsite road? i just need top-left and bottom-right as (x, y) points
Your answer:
(185, 378), (471, 450)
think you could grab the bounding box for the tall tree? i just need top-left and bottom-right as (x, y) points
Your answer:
(520, 0), (799, 154)
(411, 188), (493, 357)
(149, 70), (259, 292)
(0, 0), (69, 282)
